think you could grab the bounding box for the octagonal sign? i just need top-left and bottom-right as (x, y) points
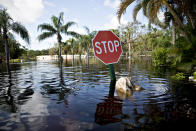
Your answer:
(92, 31), (122, 65)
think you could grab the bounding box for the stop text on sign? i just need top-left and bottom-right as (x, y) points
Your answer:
(92, 30), (122, 65)
(95, 40), (120, 54)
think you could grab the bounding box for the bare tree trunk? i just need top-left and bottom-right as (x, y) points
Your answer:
(128, 42), (131, 58)
(128, 57), (131, 72)
(128, 33), (131, 59)
(172, 20), (176, 45)
(127, 35), (131, 59)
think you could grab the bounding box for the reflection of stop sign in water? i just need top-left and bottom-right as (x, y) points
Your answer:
(92, 31), (122, 65)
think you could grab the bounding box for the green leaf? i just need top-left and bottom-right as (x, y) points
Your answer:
(37, 32), (55, 41)
(11, 22), (30, 44)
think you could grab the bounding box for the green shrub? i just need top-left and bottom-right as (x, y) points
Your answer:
(152, 47), (168, 66)
(171, 73), (185, 80)
(10, 59), (21, 63)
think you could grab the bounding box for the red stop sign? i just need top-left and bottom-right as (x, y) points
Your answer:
(92, 31), (122, 65)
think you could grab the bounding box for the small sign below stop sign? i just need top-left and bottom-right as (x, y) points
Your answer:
(92, 31), (122, 65)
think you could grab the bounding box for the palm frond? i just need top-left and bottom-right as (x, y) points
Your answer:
(153, 16), (167, 29)
(0, 8), (12, 27)
(11, 22), (30, 44)
(133, 2), (143, 21)
(61, 21), (76, 32)
(37, 23), (56, 33)
(146, 0), (166, 28)
(146, 0), (154, 19)
(83, 26), (90, 34)
(142, 0), (151, 16)
(0, 9), (12, 20)
(117, 0), (135, 23)
(37, 32), (55, 41)
(51, 16), (59, 29)
(7, 32), (15, 40)
(147, 0), (162, 20)
(66, 31), (81, 38)
(58, 12), (64, 26)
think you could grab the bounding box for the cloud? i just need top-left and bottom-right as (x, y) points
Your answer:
(43, 0), (55, 7)
(104, 0), (120, 9)
(104, 15), (128, 29)
(0, 0), (44, 23)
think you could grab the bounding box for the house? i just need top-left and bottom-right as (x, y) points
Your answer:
(36, 55), (87, 61)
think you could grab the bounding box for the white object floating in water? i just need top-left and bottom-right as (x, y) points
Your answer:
(189, 76), (196, 82)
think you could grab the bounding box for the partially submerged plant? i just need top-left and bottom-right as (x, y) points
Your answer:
(171, 73), (185, 80)
(193, 72), (196, 79)
(189, 72), (196, 82)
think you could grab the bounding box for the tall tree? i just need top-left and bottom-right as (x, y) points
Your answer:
(66, 38), (77, 65)
(119, 22), (141, 59)
(81, 26), (94, 66)
(0, 9), (29, 75)
(117, 0), (194, 43)
(37, 12), (79, 62)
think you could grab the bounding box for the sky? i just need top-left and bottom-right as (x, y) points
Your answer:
(0, 0), (150, 50)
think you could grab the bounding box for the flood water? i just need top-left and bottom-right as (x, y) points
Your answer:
(0, 57), (196, 131)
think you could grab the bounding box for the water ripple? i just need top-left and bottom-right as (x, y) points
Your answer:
(0, 59), (196, 131)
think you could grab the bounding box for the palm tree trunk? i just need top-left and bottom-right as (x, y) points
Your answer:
(163, 0), (191, 43)
(58, 42), (61, 59)
(172, 20), (176, 45)
(59, 61), (64, 87)
(87, 43), (89, 67)
(58, 42), (63, 66)
(66, 52), (68, 64)
(57, 33), (62, 63)
(78, 43), (82, 62)
(72, 49), (74, 66)
(5, 36), (10, 63)
(3, 30), (11, 78)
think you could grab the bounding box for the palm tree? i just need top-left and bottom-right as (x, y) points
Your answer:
(37, 12), (79, 62)
(61, 42), (70, 63)
(66, 38), (77, 65)
(0, 9), (30, 75)
(117, 0), (191, 43)
(80, 26), (93, 66)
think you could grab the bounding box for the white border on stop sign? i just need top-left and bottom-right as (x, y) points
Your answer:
(92, 30), (123, 65)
